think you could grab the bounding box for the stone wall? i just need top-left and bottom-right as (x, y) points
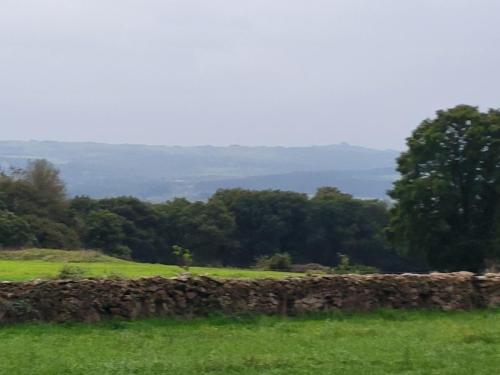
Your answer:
(0, 272), (499, 324)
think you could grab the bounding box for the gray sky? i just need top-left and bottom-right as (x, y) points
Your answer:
(1, 0), (499, 150)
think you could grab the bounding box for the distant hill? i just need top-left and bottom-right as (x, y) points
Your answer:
(0, 141), (400, 200)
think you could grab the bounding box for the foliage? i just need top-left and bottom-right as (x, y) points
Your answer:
(331, 254), (379, 275)
(171, 245), (193, 270)
(57, 264), (87, 279)
(255, 252), (292, 271)
(24, 215), (80, 249)
(0, 160), (68, 220)
(306, 187), (398, 269)
(389, 105), (500, 271)
(211, 189), (310, 265)
(23, 159), (67, 219)
(0, 210), (34, 248)
(0, 160), (77, 250)
(83, 210), (131, 258)
(94, 197), (161, 262)
(109, 245), (132, 259)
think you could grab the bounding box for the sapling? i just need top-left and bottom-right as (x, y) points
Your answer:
(171, 245), (193, 271)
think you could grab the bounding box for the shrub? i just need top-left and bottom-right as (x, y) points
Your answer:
(172, 245), (193, 271)
(108, 244), (132, 259)
(332, 254), (379, 275)
(255, 252), (292, 271)
(57, 265), (87, 279)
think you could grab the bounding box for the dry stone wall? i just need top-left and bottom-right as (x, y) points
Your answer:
(0, 272), (499, 324)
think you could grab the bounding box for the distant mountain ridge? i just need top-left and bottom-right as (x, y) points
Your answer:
(0, 141), (400, 200)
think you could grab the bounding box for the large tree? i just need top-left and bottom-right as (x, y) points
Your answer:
(388, 105), (500, 271)
(0, 159), (67, 220)
(23, 159), (67, 219)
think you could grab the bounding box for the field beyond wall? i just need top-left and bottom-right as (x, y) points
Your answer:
(0, 249), (299, 281)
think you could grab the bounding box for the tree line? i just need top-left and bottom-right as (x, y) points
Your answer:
(0, 160), (408, 271)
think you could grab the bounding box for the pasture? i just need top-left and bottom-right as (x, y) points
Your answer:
(0, 310), (498, 374)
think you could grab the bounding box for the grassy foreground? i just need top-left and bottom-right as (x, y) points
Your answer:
(0, 310), (498, 374)
(0, 249), (299, 281)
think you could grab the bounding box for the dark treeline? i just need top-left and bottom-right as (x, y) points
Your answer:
(0, 160), (412, 271)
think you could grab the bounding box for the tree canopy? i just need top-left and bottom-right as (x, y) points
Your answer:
(389, 105), (500, 271)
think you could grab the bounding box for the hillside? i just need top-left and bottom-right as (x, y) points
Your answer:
(0, 141), (399, 200)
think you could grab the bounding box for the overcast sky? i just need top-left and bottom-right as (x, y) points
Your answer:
(1, 1), (499, 150)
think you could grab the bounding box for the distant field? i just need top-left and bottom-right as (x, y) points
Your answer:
(0, 249), (299, 281)
(0, 310), (498, 374)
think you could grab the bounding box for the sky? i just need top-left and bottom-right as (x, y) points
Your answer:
(1, 0), (499, 150)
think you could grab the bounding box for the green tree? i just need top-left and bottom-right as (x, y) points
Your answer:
(307, 187), (396, 268)
(23, 215), (80, 249)
(211, 189), (309, 266)
(0, 160), (68, 221)
(96, 197), (161, 261)
(171, 245), (192, 270)
(388, 105), (500, 271)
(23, 159), (68, 220)
(0, 210), (34, 248)
(155, 198), (239, 265)
(84, 210), (131, 257)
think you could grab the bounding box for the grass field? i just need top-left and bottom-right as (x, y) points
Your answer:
(0, 249), (299, 281)
(0, 310), (498, 374)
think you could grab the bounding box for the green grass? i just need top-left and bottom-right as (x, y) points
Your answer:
(0, 310), (498, 374)
(0, 249), (299, 281)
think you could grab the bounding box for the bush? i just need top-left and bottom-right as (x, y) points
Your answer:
(172, 245), (193, 271)
(107, 244), (132, 259)
(255, 252), (292, 271)
(57, 265), (87, 279)
(332, 254), (379, 275)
